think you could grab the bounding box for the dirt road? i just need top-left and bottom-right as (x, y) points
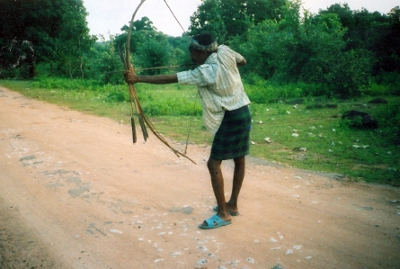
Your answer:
(0, 86), (399, 269)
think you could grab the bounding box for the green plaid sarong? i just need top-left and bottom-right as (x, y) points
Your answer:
(210, 106), (251, 160)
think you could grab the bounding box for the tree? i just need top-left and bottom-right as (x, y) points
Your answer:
(218, 0), (251, 38)
(374, 6), (400, 74)
(114, 17), (174, 74)
(167, 35), (192, 67)
(85, 36), (125, 85)
(234, 19), (285, 79)
(322, 4), (390, 52)
(235, 0), (372, 97)
(133, 16), (157, 31)
(233, 0), (305, 81)
(56, 0), (96, 79)
(321, 3), (395, 77)
(115, 16), (158, 56)
(189, 0), (289, 43)
(189, 0), (227, 42)
(0, 0), (95, 78)
(0, 38), (35, 78)
(327, 49), (373, 98)
(299, 13), (348, 84)
(135, 38), (172, 75)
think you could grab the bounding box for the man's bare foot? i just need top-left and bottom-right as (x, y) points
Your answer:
(213, 204), (240, 216)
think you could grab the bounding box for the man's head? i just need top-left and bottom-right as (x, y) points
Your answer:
(189, 33), (218, 65)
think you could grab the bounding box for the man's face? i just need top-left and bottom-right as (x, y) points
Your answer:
(190, 49), (207, 65)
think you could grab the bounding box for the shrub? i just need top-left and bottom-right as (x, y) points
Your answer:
(373, 72), (400, 96)
(32, 77), (101, 91)
(375, 103), (400, 144)
(245, 79), (306, 104)
(364, 83), (390, 96)
(105, 87), (128, 102)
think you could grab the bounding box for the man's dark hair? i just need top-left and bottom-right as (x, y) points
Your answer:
(189, 33), (217, 53)
(193, 33), (216, 46)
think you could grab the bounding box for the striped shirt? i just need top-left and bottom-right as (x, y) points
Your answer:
(177, 45), (250, 134)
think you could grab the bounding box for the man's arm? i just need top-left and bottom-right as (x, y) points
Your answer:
(124, 71), (178, 84)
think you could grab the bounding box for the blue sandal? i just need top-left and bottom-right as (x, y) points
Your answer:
(213, 206), (240, 216)
(199, 214), (232, 229)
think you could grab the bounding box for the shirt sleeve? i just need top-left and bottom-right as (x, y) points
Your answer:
(177, 65), (216, 87)
(219, 45), (244, 64)
(176, 70), (193, 85)
(233, 49), (244, 64)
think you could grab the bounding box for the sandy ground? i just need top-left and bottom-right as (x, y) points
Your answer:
(0, 85), (399, 269)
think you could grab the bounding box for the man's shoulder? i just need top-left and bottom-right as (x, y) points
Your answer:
(218, 44), (229, 51)
(217, 45), (239, 56)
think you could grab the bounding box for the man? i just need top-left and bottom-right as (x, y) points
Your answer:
(124, 33), (251, 229)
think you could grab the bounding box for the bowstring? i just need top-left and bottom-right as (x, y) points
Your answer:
(162, 0), (186, 34)
(163, 0), (197, 155)
(184, 90), (200, 154)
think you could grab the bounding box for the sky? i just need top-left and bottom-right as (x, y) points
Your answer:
(83, 0), (399, 38)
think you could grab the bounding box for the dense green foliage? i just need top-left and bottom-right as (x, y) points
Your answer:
(189, 0), (288, 43)
(228, 1), (399, 98)
(0, 0), (96, 78)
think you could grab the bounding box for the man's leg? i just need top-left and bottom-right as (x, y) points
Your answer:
(226, 156), (245, 213)
(207, 158), (231, 221)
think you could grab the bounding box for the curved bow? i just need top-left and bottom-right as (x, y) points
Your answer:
(122, 0), (196, 164)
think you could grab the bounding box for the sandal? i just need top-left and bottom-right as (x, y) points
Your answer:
(199, 214), (232, 229)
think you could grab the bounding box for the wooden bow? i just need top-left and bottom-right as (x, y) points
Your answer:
(121, 0), (196, 164)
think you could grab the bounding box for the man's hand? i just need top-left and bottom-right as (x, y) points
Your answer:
(237, 58), (247, 67)
(123, 70), (137, 84)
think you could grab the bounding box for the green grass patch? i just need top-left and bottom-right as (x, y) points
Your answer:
(1, 78), (399, 186)
(249, 101), (399, 186)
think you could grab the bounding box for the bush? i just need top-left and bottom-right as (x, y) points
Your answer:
(143, 97), (202, 116)
(373, 72), (400, 96)
(0, 68), (19, 79)
(32, 77), (101, 91)
(327, 50), (373, 98)
(245, 78), (305, 104)
(364, 83), (390, 96)
(105, 87), (129, 102)
(375, 103), (400, 144)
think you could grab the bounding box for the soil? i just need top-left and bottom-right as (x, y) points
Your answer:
(0, 85), (400, 269)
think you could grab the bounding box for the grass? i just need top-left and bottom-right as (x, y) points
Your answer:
(1, 79), (399, 186)
(250, 101), (399, 186)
